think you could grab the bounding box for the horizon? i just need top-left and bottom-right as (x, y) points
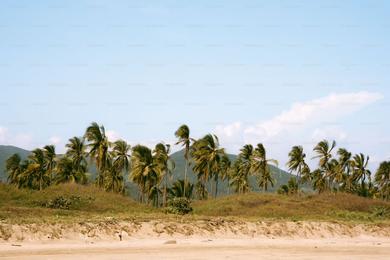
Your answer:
(1, 0), (389, 171)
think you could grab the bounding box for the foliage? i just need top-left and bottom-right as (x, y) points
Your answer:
(42, 195), (82, 210)
(165, 197), (193, 215)
(277, 177), (298, 195)
(3, 123), (390, 205)
(168, 179), (194, 199)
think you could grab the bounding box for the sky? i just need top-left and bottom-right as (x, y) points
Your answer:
(0, 0), (389, 170)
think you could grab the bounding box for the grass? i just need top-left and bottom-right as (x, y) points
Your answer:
(0, 183), (389, 224)
(0, 183), (160, 224)
(193, 192), (390, 223)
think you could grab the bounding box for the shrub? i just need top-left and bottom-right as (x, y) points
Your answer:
(166, 197), (193, 215)
(42, 195), (83, 210)
(371, 206), (390, 218)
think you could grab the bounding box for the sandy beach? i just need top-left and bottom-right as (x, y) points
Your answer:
(1, 237), (389, 259)
(1, 221), (390, 259)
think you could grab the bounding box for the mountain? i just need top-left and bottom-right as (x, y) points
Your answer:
(0, 145), (30, 182)
(0, 145), (301, 195)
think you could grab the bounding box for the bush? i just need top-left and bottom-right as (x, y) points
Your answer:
(165, 197), (193, 215)
(371, 206), (390, 218)
(42, 195), (82, 210)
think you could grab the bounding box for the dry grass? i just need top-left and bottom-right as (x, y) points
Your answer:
(0, 183), (159, 224)
(193, 192), (390, 223)
(1, 183), (389, 224)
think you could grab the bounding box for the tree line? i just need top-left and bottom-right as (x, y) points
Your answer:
(4, 122), (390, 206)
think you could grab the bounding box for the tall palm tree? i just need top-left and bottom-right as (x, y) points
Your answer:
(313, 140), (336, 168)
(84, 122), (110, 188)
(25, 148), (48, 190)
(312, 169), (327, 193)
(130, 145), (159, 204)
(66, 137), (88, 174)
(251, 143), (278, 191)
(219, 154), (232, 194)
(287, 145), (310, 188)
(191, 134), (225, 198)
(169, 179), (194, 199)
(230, 145), (253, 194)
(175, 124), (193, 196)
(148, 184), (162, 207)
(112, 140), (131, 173)
(153, 143), (175, 206)
(5, 153), (22, 185)
(104, 165), (125, 193)
(55, 156), (87, 184)
(43, 145), (56, 184)
(313, 140), (337, 190)
(352, 153), (371, 194)
(375, 161), (390, 200)
(108, 139), (131, 193)
(336, 148), (353, 191)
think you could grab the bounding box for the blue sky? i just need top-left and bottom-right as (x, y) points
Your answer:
(0, 0), (389, 169)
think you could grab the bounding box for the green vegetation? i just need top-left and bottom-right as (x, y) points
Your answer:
(2, 122), (390, 214)
(193, 192), (390, 222)
(0, 183), (389, 224)
(166, 197), (193, 215)
(0, 183), (158, 224)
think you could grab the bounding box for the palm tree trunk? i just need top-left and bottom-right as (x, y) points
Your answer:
(214, 174), (218, 198)
(39, 177), (43, 191)
(184, 158), (188, 197)
(227, 177), (230, 195)
(164, 175), (167, 207)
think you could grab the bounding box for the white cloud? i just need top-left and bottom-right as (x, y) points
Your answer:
(311, 127), (348, 142)
(106, 130), (122, 142)
(49, 136), (62, 145)
(215, 91), (383, 152)
(0, 126), (34, 149)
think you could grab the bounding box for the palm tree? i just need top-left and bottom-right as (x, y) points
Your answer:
(191, 134), (225, 198)
(313, 140), (336, 168)
(153, 143), (175, 206)
(55, 156), (87, 184)
(312, 169), (327, 193)
(43, 145), (56, 184)
(26, 149), (48, 190)
(112, 140), (131, 173)
(351, 153), (371, 195)
(149, 184), (162, 207)
(104, 165), (125, 193)
(251, 143), (278, 191)
(375, 161), (390, 200)
(219, 154), (232, 194)
(84, 122), (110, 188)
(107, 139), (131, 193)
(230, 159), (249, 194)
(66, 137), (88, 174)
(175, 124), (193, 196)
(287, 146), (310, 188)
(313, 140), (337, 190)
(169, 179), (194, 199)
(230, 145), (253, 194)
(5, 153), (22, 185)
(336, 148), (353, 191)
(130, 145), (159, 204)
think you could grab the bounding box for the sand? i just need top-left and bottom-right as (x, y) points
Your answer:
(1, 221), (390, 259)
(1, 238), (389, 259)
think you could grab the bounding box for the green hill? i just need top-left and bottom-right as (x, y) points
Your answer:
(170, 150), (299, 194)
(0, 145), (30, 182)
(0, 145), (301, 196)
